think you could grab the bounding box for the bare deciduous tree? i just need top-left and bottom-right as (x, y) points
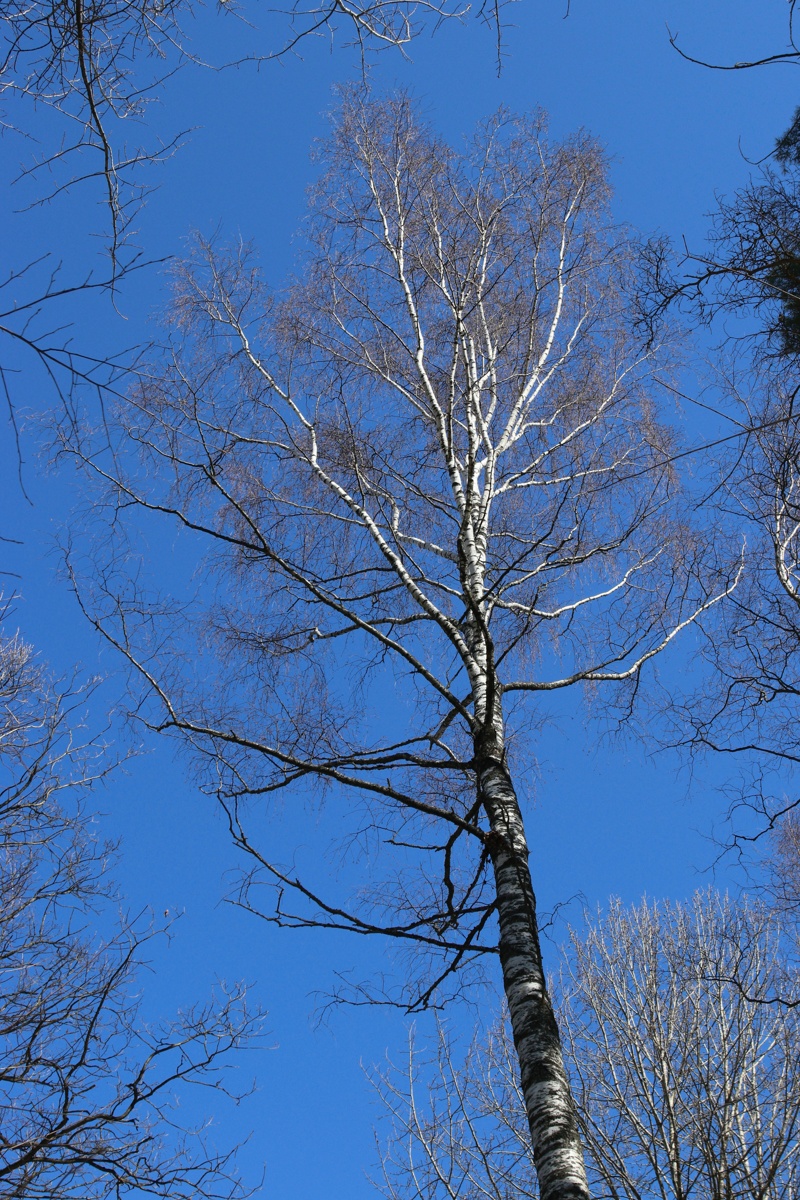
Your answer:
(0, 626), (259, 1199)
(374, 1016), (540, 1200)
(2, 0), (186, 260)
(0, 0), (479, 448)
(1, 0), (181, 460)
(674, 367), (800, 764)
(375, 890), (800, 1200)
(62, 93), (736, 1200)
(564, 891), (800, 1198)
(641, 153), (800, 860)
(0, 0), (471, 259)
(642, 159), (800, 355)
(767, 809), (800, 913)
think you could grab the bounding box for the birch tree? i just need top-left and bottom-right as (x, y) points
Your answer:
(564, 892), (800, 1199)
(63, 93), (735, 1200)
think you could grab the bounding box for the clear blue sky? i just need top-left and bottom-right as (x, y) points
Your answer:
(1, 2), (797, 1196)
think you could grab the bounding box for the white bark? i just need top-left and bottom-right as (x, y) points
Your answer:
(479, 738), (590, 1200)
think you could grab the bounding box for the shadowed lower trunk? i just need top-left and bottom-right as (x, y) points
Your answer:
(478, 730), (590, 1200)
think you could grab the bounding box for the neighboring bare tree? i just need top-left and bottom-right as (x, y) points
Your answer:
(1, 0), (184, 465)
(1, 0), (482, 456)
(768, 809), (800, 912)
(62, 93), (736, 1200)
(2, 0), (186, 262)
(675, 364), (800, 758)
(639, 146), (800, 859)
(375, 890), (800, 1200)
(374, 1015), (541, 1200)
(628, 12), (800, 832)
(0, 0), (471, 259)
(0, 626), (259, 1198)
(643, 159), (800, 355)
(564, 891), (800, 1198)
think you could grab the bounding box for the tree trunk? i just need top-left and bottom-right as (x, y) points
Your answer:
(477, 728), (591, 1200)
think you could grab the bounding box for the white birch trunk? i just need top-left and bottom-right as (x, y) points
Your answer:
(477, 722), (591, 1200)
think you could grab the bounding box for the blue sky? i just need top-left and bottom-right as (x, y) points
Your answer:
(1, 2), (798, 1196)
